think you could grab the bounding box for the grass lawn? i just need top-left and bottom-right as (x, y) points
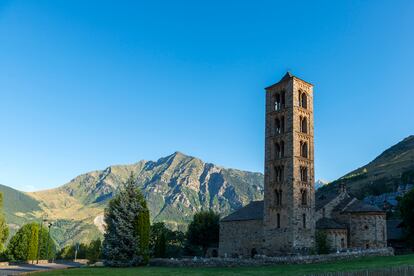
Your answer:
(39, 254), (414, 276)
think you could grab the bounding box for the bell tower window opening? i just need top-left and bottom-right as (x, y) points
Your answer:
(277, 213), (281, 228)
(300, 141), (308, 158)
(274, 165), (284, 183)
(300, 116), (308, 134)
(274, 189), (282, 206)
(299, 91), (308, 109)
(300, 166), (308, 182)
(301, 189), (308, 206)
(302, 214), (306, 229)
(274, 93), (281, 111)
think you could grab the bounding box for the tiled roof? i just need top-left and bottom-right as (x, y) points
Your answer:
(316, 217), (347, 230)
(221, 201), (264, 222)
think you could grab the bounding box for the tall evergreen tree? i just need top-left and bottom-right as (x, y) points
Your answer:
(0, 193), (9, 253)
(103, 173), (150, 266)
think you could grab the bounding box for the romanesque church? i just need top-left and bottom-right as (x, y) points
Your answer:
(219, 73), (387, 257)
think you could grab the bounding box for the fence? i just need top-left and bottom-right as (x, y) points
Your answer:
(307, 265), (414, 276)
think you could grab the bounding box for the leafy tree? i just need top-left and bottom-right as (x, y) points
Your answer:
(0, 193), (9, 253)
(102, 173), (150, 266)
(315, 230), (330, 254)
(6, 222), (56, 261)
(186, 210), (219, 256)
(398, 189), (414, 246)
(150, 222), (185, 258)
(57, 243), (87, 260)
(86, 238), (102, 264)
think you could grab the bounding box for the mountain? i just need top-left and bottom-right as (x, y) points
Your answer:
(7, 152), (263, 247)
(318, 135), (414, 199)
(314, 179), (329, 190)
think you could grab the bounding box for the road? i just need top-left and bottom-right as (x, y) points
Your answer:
(0, 262), (83, 275)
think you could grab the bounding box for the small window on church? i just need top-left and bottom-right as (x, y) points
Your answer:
(302, 214), (306, 229)
(364, 225), (369, 230)
(281, 90), (286, 108)
(280, 141), (285, 158)
(277, 213), (281, 228)
(281, 116), (285, 133)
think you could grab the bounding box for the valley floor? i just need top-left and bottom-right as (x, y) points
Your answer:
(37, 254), (414, 276)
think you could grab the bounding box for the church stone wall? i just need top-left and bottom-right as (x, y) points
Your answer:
(324, 229), (348, 251)
(348, 213), (387, 249)
(219, 220), (263, 257)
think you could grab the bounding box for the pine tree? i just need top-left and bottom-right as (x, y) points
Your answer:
(0, 193), (9, 253)
(103, 173), (151, 266)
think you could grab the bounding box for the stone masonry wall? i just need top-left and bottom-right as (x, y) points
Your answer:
(349, 213), (387, 249)
(219, 220), (263, 257)
(150, 248), (394, 268)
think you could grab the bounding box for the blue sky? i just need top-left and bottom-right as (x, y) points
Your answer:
(0, 1), (413, 191)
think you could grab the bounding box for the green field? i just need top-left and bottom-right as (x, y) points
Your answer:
(39, 254), (414, 275)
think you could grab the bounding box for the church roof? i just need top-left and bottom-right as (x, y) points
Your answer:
(316, 218), (347, 230)
(221, 200), (264, 222)
(342, 200), (385, 213)
(265, 71), (313, 90)
(315, 189), (341, 211)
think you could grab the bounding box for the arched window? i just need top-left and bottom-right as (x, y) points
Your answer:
(300, 166), (308, 182)
(301, 141), (308, 158)
(275, 118), (281, 134)
(274, 93), (281, 111)
(301, 117), (308, 133)
(280, 141), (285, 158)
(281, 116), (285, 133)
(274, 165), (284, 182)
(281, 90), (286, 108)
(275, 142), (281, 159)
(274, 189), (280, 206)
(277, 213), (281, 228)
(274, 189), (282, 206)
(300, 92), (307, 109)
(301, 189), (308, 206)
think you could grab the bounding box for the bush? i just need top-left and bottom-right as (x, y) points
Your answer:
(315, 230), (330, 255)
(150, 222), (185, 258)
(86, 238), (102, 264)
(186, 210), (219, 256)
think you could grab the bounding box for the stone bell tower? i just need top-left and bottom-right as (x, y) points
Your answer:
(262, 72), (315, 254)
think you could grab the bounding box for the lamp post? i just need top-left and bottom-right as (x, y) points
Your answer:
(36, 215), (48, 264)
(46, 222), (53, 262)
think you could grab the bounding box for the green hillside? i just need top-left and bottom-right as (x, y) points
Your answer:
(0, 184), (42, 232)
(318, 135), (414, 199)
